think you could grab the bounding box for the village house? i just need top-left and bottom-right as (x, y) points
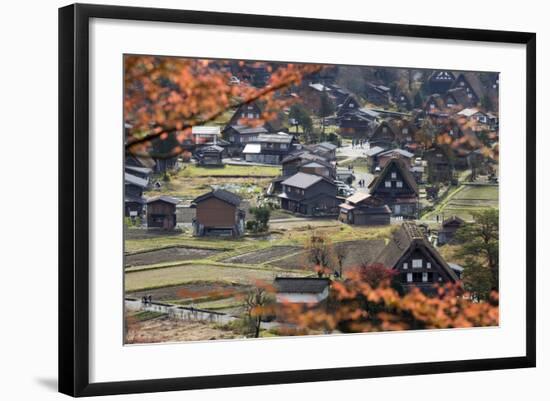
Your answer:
(424, 145), (454, 183)
(195, 145), (224, 166)
(394, 90), (412, 110)
(274, 277), (331, 305)
(279, 172), (339, 216)
(437, 215), (465, 245)
(125, 165), (151, 180)
(146, 195), (179, 230)
(337, 109), (378, 138)
(376, 148), (415, 170)
(281, 152), (335, 178)
(242, 132), (297, 164)
(369, 120), (403, 149)
(423, 93), (447, 114)
(364, 83), (391, 105)
(336, 95), (362, 117)
(191, 189), (245, 237)
(365, 146), (386, 172)
(449, 73), (481, 105)
(327, 84), (350, 106)
(338, 192), (391, 226)
(427, 70), (456, 94)
(124, 172), (148, 218)
(336, 167), (355, 184)
(306, 142), (338, 161)
(191, 126), (222, 145)
(368, 156), (419, 218)
(223, 124), (269, 154)
(374, 222), (460, 293)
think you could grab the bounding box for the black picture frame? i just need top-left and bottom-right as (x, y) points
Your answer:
(59, 3), (536, 397)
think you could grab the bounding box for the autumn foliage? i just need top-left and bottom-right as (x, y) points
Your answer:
(124, 56), (321, 158)
(271, 271), (498, 335)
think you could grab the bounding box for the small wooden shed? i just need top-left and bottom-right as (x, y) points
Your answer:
(146, 196), (179, 230)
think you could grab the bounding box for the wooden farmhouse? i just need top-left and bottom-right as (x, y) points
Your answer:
(337, 109), (378, 138)
(394, 90), (412, 110)
(191, 189), (245, 237)
(195, 145), (224, 166)
(274, 277), (331, 305)
(364, 83), (391, 105)
(146, 196), (179, 230)
(281, 152), (335, 179)
(242, 132), (296, 164)
(279, 172), (339, 216)
(369, 120), (403, 149)
(223, 124), (269, 150)
(374, 222), (460, 293)
(377, 148), (415, 170)
(368, 156), (419, 218)
(306, 141), (338, 161)
(427, 70), (456, 94)
(124, 172), (148, 218)
(424, 145), (454, 183)
(191, 126), (222, 145)
(338, 192), (391, 226)
(449, 73), (481, 105)
(444, 87), (475, 109)
(336, 95), (362, 117)
(437, 215), (465, 245)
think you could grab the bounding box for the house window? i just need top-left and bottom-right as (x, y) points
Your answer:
(406, 273), (413, 283)
(403, 128), (409, 134)
(396, 181), (403, 188)
(403, 262), (408, 270)
(391, 172), (397, 179)
(281, 143), (288, 149)
(427, 262), (431, 269)
(241, 113), (246, 118)
(422, 272), (429, 282)
(385, 181), (391, 188)
(468, 93), (473, 98)
(383, 127), (388, 133)
(349, 103), (354, 108)
(412, 259), (422, 268)
(248, 113), (254, 119)
(460, 81), (465, 86)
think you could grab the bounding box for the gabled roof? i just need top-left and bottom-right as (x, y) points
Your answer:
(192, 126), (221, 135)
(252, 132), (294, 144)
(365, 146), (386, 157)
(274, 277), (330, 294)
(125, 172), (148, 188)
(226, 124), (268, 135)
(346, 192), (371, 205)
(281, 172), (326, 189)
(378, 148), (414, 159)
(457, 108), (481, 118)
(316, 141), (338, 151)
(428, 70), (456, 82)
(374, 222), (459, 282)
(368, 156), (419, 195)
(200, 145), (224, 153)
(282, 151), (327, 165)
(146, 195), (179, 205)
(446, 87), (472, 107)
(192, 189), (241, 207)
(442, 215), (465, 227)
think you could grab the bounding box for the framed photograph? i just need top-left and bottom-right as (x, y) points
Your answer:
(58, 3), (536, 397)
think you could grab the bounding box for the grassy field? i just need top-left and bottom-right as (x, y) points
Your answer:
(145, 164), (280, 200)
(178, 164), (280, 177)
(125, 263), (307, 292)
(422, 184), (498, 222)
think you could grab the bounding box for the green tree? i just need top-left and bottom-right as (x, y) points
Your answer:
(289, 103), (312, 135)
(455, 209), (499, 291)
(414, 91), (424, 108)
(461, 261), (493, 302)
(249, 206), (271, 233)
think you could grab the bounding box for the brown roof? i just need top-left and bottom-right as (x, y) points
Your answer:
(368, 156), (419, 195)
(374, 222), (459, 282)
